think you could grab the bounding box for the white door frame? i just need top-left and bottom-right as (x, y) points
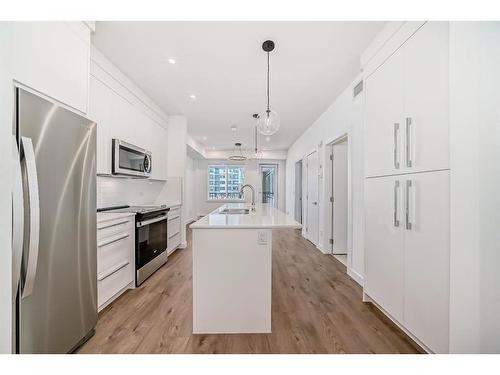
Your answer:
(304, 149), (319, 246)
(258, 163), (278, 207)
(294, 160), (303, 224)
(326, 133), (353, 269)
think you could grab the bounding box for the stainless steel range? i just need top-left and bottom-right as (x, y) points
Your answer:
(98, 205), (170, 286)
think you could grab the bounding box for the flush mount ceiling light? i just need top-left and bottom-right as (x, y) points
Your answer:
(189, 94), (196, 100)
(168, 58), (176, 65)
(257, 40), (280, 136)
(228, 142), (247, 161)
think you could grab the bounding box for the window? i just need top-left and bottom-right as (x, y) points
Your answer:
(208, 165), (245, 200)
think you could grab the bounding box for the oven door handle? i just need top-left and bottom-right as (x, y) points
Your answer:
(137, 214), (168, 227)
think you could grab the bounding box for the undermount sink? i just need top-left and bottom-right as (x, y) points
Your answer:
(220, 208), (250, 215)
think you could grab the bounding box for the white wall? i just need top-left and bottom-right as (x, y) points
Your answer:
(194, 159), (287, 216)
(286, 75), (365, 284)
(0, 22), (14, 354)
(448, 21), (500, 354)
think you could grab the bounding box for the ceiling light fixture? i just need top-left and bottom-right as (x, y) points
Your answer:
(266, 136), (271, 142)
(257, 40), (280, 136)
(252, 113), (263, 160)
(231, 125), (237, 132)
(228, 142), (247, 161)
(168, 58), (176, 64)
(189, 94), (196, 100)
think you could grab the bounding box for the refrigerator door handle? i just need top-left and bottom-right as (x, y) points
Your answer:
(21, 136), (40, 299)
(12, 136), (24, 301)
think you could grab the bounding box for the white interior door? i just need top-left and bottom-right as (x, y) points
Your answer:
(403, 170), (450, 353)
(332, 141), (348, 254)
(364, 175), (405, 322)
(259, 164), (278, 208)
(306, 151), (319, 245)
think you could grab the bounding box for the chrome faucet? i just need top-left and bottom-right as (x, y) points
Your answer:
(239, 184), (256, 211)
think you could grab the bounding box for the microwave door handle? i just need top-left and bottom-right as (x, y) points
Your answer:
(12, 136), (24, 301)
(21, 137), (40, 299)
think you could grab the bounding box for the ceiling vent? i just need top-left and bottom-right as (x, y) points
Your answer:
(353, 80), (363, 98)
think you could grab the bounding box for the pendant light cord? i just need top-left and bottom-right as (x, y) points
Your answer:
(267, 51), (270, 113)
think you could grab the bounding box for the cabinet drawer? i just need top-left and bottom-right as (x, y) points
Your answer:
(97, 216), (133, 239)
(97, 231), (133, 274)
(167, 232), (181, 253)
(168, 216), (181, 238)
(168, 206), (181, 218)
(97, 261), (134, 309)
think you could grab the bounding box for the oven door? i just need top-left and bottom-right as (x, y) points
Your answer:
(136, 214), (168, 269)
(112, 139), (152, 177)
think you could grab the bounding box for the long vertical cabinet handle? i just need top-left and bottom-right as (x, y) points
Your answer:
(406, 117), (413, 168)
(405, 180), (413, 230)
(393, 180), (400, 227)
(393, 123), (400, 169)
(21, 137), (40, 299)
(11, 136), (24, 301)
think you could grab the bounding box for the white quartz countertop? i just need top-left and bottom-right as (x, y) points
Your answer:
(190, 203), (302, 229)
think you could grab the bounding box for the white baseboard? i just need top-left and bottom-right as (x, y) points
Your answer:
(347, 268), (364, 287)
(316, 243), (330, 254)
(179, 241), (188, 249)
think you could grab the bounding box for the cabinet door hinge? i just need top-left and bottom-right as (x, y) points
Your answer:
(330, 154), (333, 161)
(330, 238), (334, 245)
(330, 196), (334, 203)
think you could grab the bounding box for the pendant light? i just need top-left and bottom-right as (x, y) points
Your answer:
(252, 113), (263, 159)
(257, 40), (280, 136)
(228, 142), (247, 161)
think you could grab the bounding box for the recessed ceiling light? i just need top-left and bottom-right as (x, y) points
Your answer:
(266, 137), (271, 142)
(168, 58), (176, 65)
(189, 94), (196, 100)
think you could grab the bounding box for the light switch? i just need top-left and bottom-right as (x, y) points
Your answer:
(258, 231), (268, 245)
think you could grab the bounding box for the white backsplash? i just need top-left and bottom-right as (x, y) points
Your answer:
(97, 176), (182, 209)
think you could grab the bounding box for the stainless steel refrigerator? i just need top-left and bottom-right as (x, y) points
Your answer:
(12, 88), (97, 353)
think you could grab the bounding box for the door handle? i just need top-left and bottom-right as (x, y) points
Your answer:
(12, 136), (24, 301)
(312, 201), (318, 205)
(97, 232), (130, 247)
(21, 137), (40, 299)
(393, 123), (400, 169)
(406, 117), (413, 168)
(405, 180), (413, 230)
(393, 180), (400, 227)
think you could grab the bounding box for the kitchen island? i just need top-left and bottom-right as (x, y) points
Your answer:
(190, 203), (301, 334)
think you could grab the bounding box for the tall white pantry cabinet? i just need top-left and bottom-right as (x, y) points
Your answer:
(364, 22), (451, 353)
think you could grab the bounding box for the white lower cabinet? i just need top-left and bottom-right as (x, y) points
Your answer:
(167, 206), (182, 254)
(364, 175), (405, 322)
(365, 169), (450, 353)
(97, 214), (135, 311)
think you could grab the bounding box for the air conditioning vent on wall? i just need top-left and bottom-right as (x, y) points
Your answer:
(353, 80), (363, 98)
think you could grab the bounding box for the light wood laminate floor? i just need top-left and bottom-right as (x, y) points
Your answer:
(79, 228), (422, 354)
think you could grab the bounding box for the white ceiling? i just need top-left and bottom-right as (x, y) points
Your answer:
(92, 21), (384, 151)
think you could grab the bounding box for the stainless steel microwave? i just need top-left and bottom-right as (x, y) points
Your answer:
(112, 139), (152, 178)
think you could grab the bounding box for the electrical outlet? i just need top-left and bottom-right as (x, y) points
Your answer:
(258, 231), (268, 245)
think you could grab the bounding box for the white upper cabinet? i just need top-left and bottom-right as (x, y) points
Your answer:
(13, 22), (90, 113)
(89, 75), (168, 179)
(403, 22), (449, 174)
(365, 22), (449, 177)
(364, 47), (405, 178)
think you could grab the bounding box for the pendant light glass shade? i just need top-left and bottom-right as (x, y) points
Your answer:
(257, 109), (280, 136)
